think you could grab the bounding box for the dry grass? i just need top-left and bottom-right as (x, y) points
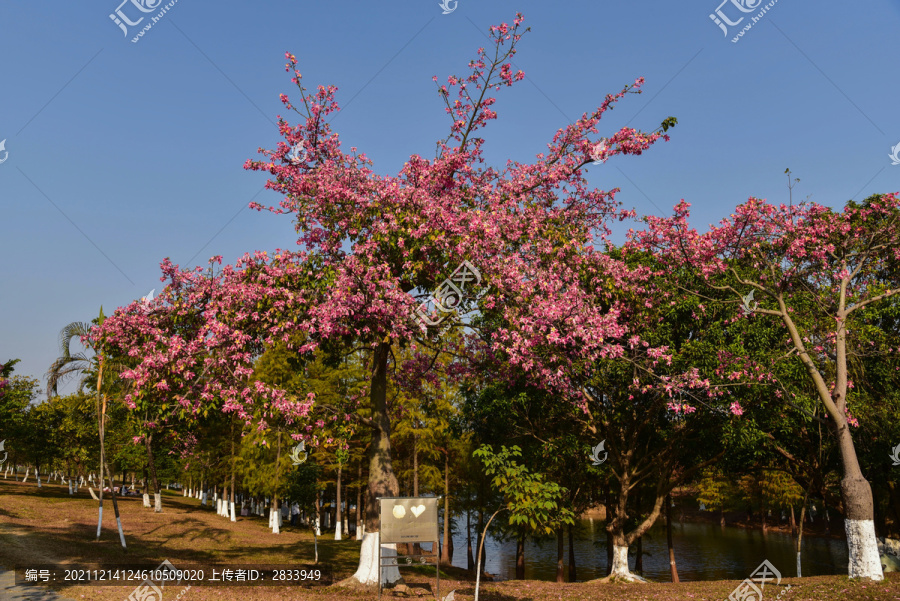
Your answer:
(1, 478), (899, 600)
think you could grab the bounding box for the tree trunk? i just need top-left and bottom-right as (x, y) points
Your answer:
(102, 455), (127, 548)
(335, 464), (342, 541)
(635, 534), (643, 575)
(95, 363), (106, 541)
(467, 509), (475, 571)
(556, 528), (565, 582)
(350, 342), (401, 586)
(790, 504), (797, 536)
(142, 466), (150, 508)
(355, 462), (363, 540)
(145, 434), (162, 512)
(272, 431), (282, 534)
(609, 539), (632, 580)
(835, 419), (883, 579)
(230, 422), (237, 522)
(515, 533), (525, 580)
(605, 483), (614, 576)
(666, 493), (679, 583)
(567, 522), (577, 582)
(441, 453), (451, 565)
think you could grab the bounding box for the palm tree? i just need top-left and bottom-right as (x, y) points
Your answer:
(46, 307), (127, 548)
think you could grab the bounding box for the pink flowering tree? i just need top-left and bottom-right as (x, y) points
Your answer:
(102, 13), (676, 583)
(629, 192), (900, 580)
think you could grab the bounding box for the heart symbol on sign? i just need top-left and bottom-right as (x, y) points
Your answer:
(410, 504), (425, 518)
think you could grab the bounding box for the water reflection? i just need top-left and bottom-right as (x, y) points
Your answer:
(450, 518), (849, 582)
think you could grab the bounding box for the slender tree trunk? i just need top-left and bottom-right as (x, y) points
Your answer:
(442, 453), (451, 565)
(635, 489), (643, 575)
(467, 509), (475, 571)
(556, 528), (565, 582)
(335, 463), (342, 540)
(666, 493), (679, 583)
(145, 434), (162, 512)
(102, 455), (126, 548)
(605, 483), (614, 576)
(350, 342), (400, 586)
(355, 462), (363, 540)
(516, 533), (525, 580)
(567, 522), (576, 582)
(230, 421), (237, 522)
(272, 431), (282, 534)
(95, 362), (106, 541)
(790, 504), (797, 536)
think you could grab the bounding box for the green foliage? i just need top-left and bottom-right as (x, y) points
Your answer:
(473, 444), (573, 535)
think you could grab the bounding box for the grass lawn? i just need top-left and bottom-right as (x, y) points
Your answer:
(1, 478), (898, 600)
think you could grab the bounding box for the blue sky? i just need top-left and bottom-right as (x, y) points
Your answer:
(2, 0), (898, 395)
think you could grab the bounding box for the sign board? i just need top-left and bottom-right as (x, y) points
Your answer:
(378, 496), (439, 544)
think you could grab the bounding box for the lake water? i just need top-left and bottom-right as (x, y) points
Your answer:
(448, 518), (849, 582)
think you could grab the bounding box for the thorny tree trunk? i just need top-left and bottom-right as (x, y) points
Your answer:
(351, 342), (400, 586)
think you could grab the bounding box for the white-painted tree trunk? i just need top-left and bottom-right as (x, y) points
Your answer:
(335, 515), (342, 541)
(608, 544), (646, 582)
(351, 532), (401, 586)
(143, 493), (151, 508)
(216, 498), (222, 515)
(201, 491), (207, 506)
(36, 471), (41, 488)
(89, 487), (99, 501)
(845, 519), (884, 580)
(68, 480), (73, 495)
(154, 493), (162, 513)
(315, 515), (321, 537)
(23, 467), (29, 483)
(230, 501), (236, 522)
(273, 510), (281, 534)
